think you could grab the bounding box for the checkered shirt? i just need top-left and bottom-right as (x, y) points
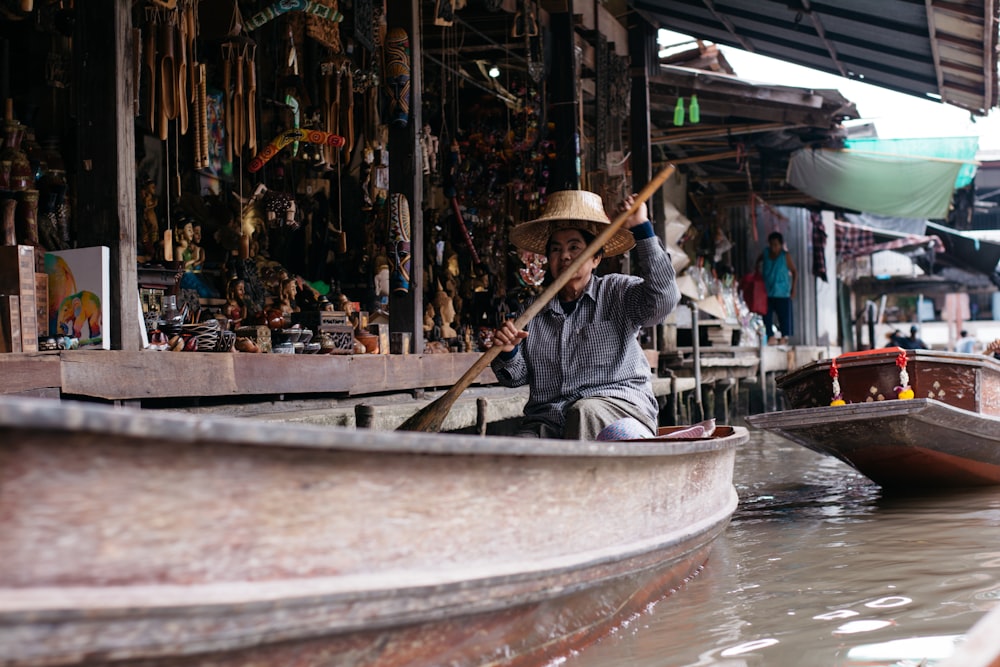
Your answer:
(491, 230), (679, 432)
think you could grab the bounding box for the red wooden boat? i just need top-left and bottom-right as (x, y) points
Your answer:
(776, 348), (1000, 415)
(0, 395), (746, 667)
(747, 348), (1000, 489)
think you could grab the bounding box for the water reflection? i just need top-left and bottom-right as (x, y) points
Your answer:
(560, 429), (1000, 667)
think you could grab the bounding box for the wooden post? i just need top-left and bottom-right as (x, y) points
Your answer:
(355, 404), (375, 429)
(74, 1), (140, 351)
(548, 8), (580, 192)
(388, 0), (424, 355)
(628, 17), (655, 217)
(476, 397), (488, 436)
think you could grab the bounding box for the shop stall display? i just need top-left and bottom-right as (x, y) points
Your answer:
(0, 1), (652, 359)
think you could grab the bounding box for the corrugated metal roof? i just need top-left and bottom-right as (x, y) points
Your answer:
(631, 0), (999, 115)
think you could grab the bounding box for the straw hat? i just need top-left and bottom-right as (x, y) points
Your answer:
(509, 190), (636, 257)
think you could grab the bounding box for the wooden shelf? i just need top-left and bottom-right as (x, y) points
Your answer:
(1, 351), (498, 403)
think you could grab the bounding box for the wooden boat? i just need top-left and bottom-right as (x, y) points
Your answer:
(775, 347), (1000, 415)
(748, 348), (1000, 488)
(747, 399), (1000, 488)
(0, 395), (747, 667)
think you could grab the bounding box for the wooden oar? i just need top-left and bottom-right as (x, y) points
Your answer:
(397, 163), (676, 433)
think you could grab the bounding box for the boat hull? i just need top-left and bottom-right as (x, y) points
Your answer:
(747, 399), (1000, 488)
(0, 396), (745, 666)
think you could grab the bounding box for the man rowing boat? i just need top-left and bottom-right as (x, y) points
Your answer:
(490, 189), (680, 440)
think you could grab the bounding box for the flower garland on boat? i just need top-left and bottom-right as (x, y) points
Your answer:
(830, 347), (914, 405)
(829, 358), (844, 405)
(895, 349), (914, 399)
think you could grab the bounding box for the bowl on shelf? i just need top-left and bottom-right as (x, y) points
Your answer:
(181, 319), (221, 352)
(216, 329), (236, 352)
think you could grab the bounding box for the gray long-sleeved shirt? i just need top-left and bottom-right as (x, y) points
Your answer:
(491, 222), (679, 433)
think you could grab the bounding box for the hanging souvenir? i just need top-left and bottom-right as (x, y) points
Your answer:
(388, 193), (411, 294)
(248, 129), (345, 173)
(144, 7), (159, 131)
(326, 58), (353, 163)
(434, 0), (455, 26)
(156, 7), (180, 141)
(263, 191), (298, 230)
(517, 250), (546, 287)
(198, 0), (242, 41)
(192, 63), (209, 169)
(419, 124), (439, 176)
(244, 0), (343, 30)
(383, 27), (411, 127)
(305, 0), (343, 51)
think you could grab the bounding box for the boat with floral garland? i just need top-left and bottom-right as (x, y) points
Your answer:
(746, 347), (1000, 489)
(0, 394), (746, 667)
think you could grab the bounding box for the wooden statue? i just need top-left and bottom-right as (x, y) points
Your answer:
(432, 289), (457, 339)
(224, 277), (246, 330)
(140, 178), (160, 260)
(279, 277), (299, 315)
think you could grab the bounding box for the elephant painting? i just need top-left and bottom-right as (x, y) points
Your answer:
(55, 290), (102, 343)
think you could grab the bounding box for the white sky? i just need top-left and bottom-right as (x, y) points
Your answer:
(659, 30), (1000, 153)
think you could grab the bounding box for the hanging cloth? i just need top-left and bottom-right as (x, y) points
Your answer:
(787, 148), (966, 220)
(811, 211), (827, 282)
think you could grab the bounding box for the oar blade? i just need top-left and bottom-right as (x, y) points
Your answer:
(396, 400), (446, 432)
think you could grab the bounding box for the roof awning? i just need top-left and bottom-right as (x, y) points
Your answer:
(835, 214), (1000, 289)
(927, 221), (1000, 276)
(633, 0), (999, 115)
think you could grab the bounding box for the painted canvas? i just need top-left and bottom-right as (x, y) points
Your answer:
(45, 246), (111, 350)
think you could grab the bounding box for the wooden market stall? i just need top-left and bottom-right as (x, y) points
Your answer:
(0, 2), (868, 417)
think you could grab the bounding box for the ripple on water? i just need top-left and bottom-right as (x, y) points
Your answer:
(558, 430), (1000, 667)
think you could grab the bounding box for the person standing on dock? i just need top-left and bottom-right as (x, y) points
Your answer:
(908, 325), (928, 350)
(490, 190), (680, 440)
(758, 231), (797, 345)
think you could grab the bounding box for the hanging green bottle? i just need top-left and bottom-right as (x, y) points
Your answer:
(673, 97), (685, 126)
(689, 94), (700, 124)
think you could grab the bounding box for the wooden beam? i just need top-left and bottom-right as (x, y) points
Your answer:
(388, 0), (424, 353)
(700, 0), (756, 53)
(986, 0), (997, 111)
(56, 351), (499, 401)
(802, 0), (848, 77)
(655, 149), (753, 166)
(708, 192), (819, 208)
(925, 0), (947, 104)
(651, 122), (805, 145)
(698, 175), (786, 184)
(931, 0), (988, 19)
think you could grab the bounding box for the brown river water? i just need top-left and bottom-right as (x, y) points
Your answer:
(558, 429), (1000, 667)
